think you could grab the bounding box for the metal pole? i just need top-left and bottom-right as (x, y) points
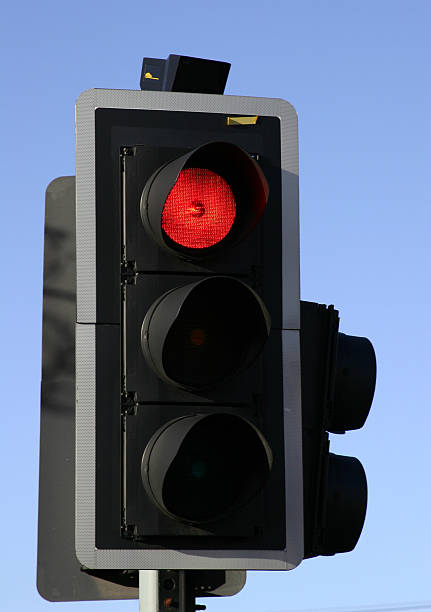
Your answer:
(139, 570), (159, 612)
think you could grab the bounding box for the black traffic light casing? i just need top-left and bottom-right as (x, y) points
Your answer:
(75, 90), (302, 570)
(300, 301), (376, 558)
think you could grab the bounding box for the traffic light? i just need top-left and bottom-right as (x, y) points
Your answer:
(300, 301), (376, 558)
(75, 89), (303, 570)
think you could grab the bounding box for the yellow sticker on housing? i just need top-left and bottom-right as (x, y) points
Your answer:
(227, 115), (258, 126)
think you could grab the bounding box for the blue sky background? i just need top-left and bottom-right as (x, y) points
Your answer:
(1, 0), (430, 610)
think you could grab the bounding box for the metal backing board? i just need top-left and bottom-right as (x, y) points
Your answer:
(37, 176), (138, 601)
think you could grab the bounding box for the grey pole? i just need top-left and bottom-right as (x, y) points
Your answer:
(139, 570), (159, 612)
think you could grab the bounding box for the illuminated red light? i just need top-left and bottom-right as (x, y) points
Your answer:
(162, 168), (236, 248)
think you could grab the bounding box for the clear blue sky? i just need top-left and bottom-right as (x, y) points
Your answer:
(1, 0), (430, 610)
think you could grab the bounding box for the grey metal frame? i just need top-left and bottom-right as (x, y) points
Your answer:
(75, 88), (303, 570)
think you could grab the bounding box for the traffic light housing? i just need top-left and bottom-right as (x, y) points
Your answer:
(75, 89), (303, 570)
(300, 301), (376, 558)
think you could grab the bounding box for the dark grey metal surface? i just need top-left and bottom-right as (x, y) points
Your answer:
(37, 176), (138, 601)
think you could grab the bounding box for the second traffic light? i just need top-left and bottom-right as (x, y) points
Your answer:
(75, 90), (302, 570)
(300, 301), (376, 559)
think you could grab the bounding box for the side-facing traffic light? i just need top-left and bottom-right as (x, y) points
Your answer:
(75, 89), (303, 570)
(300, 301), (376, 558)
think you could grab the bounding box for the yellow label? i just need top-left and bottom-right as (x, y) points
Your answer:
(144, 72), (160, 80)
(227, 115), (258, 126)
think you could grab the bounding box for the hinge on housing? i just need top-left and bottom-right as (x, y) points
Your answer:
(121, 260), (137, 285)
(121, 146), (134, 158)
(120, 146), (134, 170)
(121, 522), (136, 540)
(121, 391), (137, 416)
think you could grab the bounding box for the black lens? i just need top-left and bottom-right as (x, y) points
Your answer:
(329, 333), (376, 433)
(161, 277), (270, 388)
(321, 453), (367, 555)
(142, 413), (272, 524)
